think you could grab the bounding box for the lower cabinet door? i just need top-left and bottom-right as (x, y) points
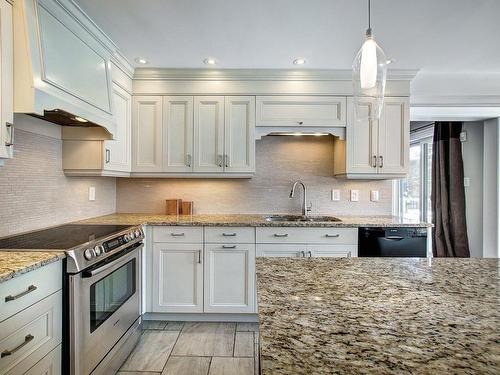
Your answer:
(152, 243), (203, 313)
(256, 244), (307, 258)
(22, 345), (61, 375)
(308, 244), (358, 258)
(204, 244), (255, 313)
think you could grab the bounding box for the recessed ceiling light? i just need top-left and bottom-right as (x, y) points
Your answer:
(293, 58), (306, 65)
(135, 57), (148, 65)
(73, 116), (88, 123)
(203, 57), (217, 65)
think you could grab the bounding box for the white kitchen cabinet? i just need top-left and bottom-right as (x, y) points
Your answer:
(204, 243), (255, 313)
(307, 244), (358, 258)
(103, 83), (132, 173)
(256, 244), (308, 258)
(224, 96), (255, 173)
(23, 345), (61, 375)
(334, 97), (409, 179)
(256, 96), (346, 127)
(193, 96), (225, 173)
(132, 96), (163, 172)
(152, 243), (203, 313)
(0, 0), (13, 165)
(163, 96), (193, 173)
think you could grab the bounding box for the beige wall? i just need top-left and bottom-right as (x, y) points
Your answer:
(117, 135), (393, 215)
(0, 123), (116, 237)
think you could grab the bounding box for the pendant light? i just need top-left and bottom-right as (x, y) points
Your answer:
(352, 0), (387, 120)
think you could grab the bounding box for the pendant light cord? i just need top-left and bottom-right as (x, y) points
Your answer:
(368, 0), (371, 30)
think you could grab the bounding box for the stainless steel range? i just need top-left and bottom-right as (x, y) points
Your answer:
(0, 224), (144, 375)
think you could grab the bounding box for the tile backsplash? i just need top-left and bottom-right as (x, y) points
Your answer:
(117, 135), (393, 215)
(0, 129), (116, 237)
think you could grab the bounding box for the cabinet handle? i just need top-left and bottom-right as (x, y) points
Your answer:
(224, 154), (230, 168)
(218, 154), (223, 168)
(300, 251), (306, 257)
(105, 149), (110, 163)
(5, 122), (14, 147)
(325, 234), (340, 238)
(273, 233), (288, 238)
(185, 154), (192, 167)
(379, 156), (383, 168)
(1, 334), (34, 358)
(297, 121), (304, 125)
(197, 250), (202, 263)
(222, 245), (237, 249)
(170, 232), (185, 237)
(372, 155), (377, 168)
(5, 285), (37, 302)
(222, 232), (237, 237)
(307, 251), (312, 258)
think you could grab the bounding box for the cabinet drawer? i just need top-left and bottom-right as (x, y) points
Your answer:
(308, 244), (358, 258)
(256, 96), (346, 127)
(152, 226), (203, 243)
(0, 291), (62, 375)
(0, 261), (62, 323)
(204, 227), (255, 243)
(9, 345), (61, 375)
(256, 227), (357, 244)
(256, 244), (307, 258)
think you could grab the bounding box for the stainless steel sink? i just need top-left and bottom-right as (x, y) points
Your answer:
(263, 215), (341, 223)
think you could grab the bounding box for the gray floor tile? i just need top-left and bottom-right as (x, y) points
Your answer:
(234, 332), (254, 357)
(143, 320), (168, 330)
(117, 372), (160, 375)
(121, 331), (179, 372)
(208, 357), (254, 375)
(236, 322), (259, 332)
(172, 322), (235, 357)
(162, 356), (211, 375)
(165, 321), (185, 331)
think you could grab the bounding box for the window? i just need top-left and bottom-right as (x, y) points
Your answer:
(396, 125), (434, 222)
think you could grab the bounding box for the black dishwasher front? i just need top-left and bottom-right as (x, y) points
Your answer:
(358, 227), (428, 257)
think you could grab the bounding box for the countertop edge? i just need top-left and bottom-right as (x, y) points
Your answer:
(0, 252), (66, 284)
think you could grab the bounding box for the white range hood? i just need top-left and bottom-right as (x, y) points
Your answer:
(13, 0), (118, 139)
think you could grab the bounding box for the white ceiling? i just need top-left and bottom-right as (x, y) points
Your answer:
(75, 0), (500, 102)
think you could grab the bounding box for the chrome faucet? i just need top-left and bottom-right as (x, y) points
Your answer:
(289, 180), (312, 216)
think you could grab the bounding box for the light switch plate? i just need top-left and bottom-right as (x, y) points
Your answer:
(350, 190), (359, 202)
(331, 189), (340, 201)
(89, 186), (96, 201)
(460, 131), (467, 142)
(464, 177), (470, 187)
(370, 190), (379, 202)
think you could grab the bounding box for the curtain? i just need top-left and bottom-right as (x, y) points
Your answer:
(431, 122), (470, 257)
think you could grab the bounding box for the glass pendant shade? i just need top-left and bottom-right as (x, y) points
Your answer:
(352, 30), (388, 121)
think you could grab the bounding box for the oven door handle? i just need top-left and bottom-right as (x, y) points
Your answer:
(83, 261), (117, 278)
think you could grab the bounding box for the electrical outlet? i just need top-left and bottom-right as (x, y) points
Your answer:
(464, 177), (470, 187)
(370, 190), (379, 202)
(460, 131), (467, 142)
(331, 189), (340, 201)
(350, 190), (359, 202)
(89, 186), (96, 201)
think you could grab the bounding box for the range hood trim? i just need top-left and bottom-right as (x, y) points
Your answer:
(256, 126), (346, 140)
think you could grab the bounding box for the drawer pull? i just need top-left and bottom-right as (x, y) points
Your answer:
(222, 245), (237, 249)
(5, 285), (37, 302)
(171, 233), (185, 237)
(197, 250), (202, 264)
(273, 233), (289, 238)
(1, 334), (34, 358)
(222, 233), (237, 237)
(307, 251), (313, 258)
(325, 234), (340, 238)
(300, 251), (306, 257)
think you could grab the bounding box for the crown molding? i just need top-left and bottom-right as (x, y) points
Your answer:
(133, 68), (419, 82)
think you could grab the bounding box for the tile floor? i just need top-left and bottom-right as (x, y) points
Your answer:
(117, 321), (260, 375)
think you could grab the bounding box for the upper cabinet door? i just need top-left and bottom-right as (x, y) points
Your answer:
(256, 96), (346, 127)
(104, 83), (131, 172)
(224, 96), (255, 173)
(377, 97), (410, 174)
(346, 97), (378, 174)
(163, 96), (193, 173)
(132, 96), (163, 172)
(193, 96), (224, 173)
(0, 0), (13, 162)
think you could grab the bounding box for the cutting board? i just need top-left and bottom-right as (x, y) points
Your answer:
(165, 199), (182, 215)
(181, 201), (193, 215)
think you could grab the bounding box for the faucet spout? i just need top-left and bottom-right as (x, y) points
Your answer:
(289, 180), (312, 216)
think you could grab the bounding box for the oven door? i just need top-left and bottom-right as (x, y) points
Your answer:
(69, 243), (142, 375)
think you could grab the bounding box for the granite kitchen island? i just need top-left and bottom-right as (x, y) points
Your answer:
(255, 257), (500, 375)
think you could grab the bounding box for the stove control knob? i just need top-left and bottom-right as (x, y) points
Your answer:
(135, 229), (142, 238)
(129, 232), (135, 240)
(94, 245), (104, 256)
(123, 234), (130, 242)
(84, 248), (94, 260)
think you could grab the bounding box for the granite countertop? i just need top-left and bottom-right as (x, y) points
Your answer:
(0, 251), (65, 283)
(76, 213), (431, 228)
(256, 257), (500, 375)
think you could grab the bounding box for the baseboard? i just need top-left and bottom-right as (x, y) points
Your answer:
(143, 312), (259, 322)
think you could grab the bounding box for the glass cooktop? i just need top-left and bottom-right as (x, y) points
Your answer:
(0, 224), (131, 250)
